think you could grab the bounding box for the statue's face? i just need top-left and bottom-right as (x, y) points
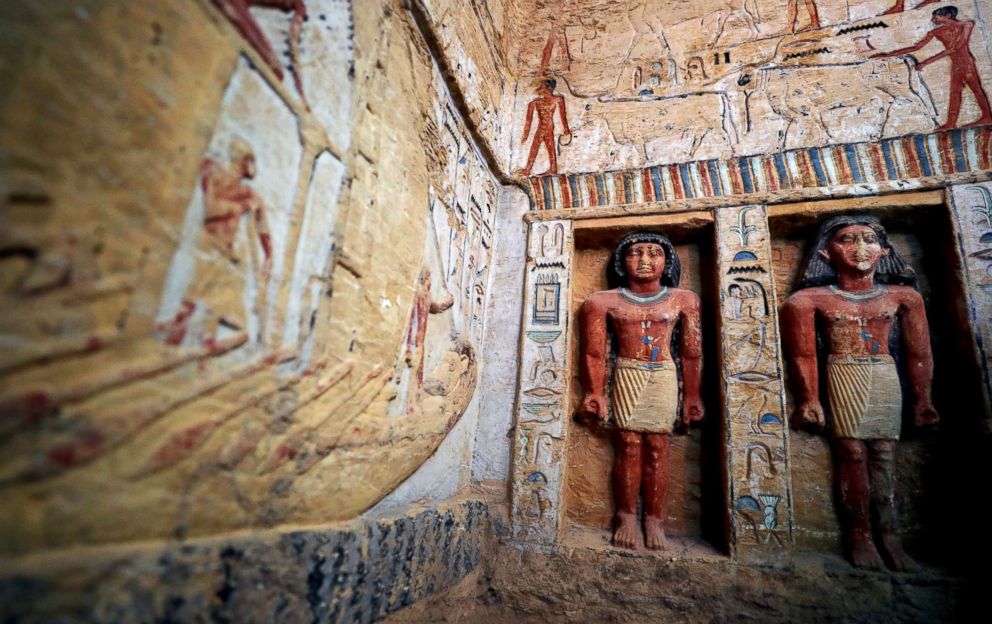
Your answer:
(624, 242), (666, 282)
(820, 224), (889, 274)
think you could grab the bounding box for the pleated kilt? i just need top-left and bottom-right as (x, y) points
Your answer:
(610, 357), (679, 433)
(826, 354), (902, 440)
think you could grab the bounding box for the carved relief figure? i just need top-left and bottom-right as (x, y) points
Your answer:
(540, 16), (571, 75)
(517, 79), (571, 177)
(578, 232), (703, 550)
(778, 0), (820, 35)
(158, 137), (273, 346)
(872, 7), (992, 130)
(405, 268), (455, 387)
(211, 1), (308, 106)
(781, 215), (939, 571)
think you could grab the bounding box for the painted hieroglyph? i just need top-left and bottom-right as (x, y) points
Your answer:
(715, 205), (794, 554)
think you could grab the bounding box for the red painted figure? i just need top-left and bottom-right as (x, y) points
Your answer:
(199, 138), (273, 278)
(873, 6), (992, 130)
(157, 137), (273, 346)
(779, 0), (821, 34)
(539, 17), (571, 75)
(211, 0), (309, 107)
(518, 79), (571, 177)
(579, 232), (704, 550)
(881, 0), (939, 15)
(781, 215), (939, 571)
(405, 269), (454, 387)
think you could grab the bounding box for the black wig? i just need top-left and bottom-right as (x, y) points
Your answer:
(796, 214), (917, 289)
(609, 231), (682, 288)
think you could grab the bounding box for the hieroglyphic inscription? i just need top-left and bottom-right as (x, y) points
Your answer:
(949, 182), (992, 425)
(716, 205), (793, 556)
(510, 220), (574, 543)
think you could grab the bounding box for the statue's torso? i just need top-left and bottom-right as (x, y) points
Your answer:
(594, 287), (686, 363)
(796, 285), (913, 357)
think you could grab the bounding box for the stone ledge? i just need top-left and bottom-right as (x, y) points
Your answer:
(0, 499), (496, 624)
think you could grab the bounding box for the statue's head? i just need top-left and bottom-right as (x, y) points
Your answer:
(798, 214), (916, 289)
(610, 231), (681, 288)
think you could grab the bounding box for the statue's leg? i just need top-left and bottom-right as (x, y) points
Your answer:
(612, 430), (642, 549)
(834, 438), (885, 569)
(642, 432), (670, 550)
(869, 439), (920, 572)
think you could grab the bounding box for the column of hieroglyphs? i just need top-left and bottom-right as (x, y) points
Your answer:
(948, 182), (992, 426)
(509, 219), (574, 544)
(715, 205), (794, 558)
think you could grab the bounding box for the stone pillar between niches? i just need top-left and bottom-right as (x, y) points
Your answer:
(714, 205), (795, 559)
(948, 182), (992, 427)
(509, 219), (574, 544)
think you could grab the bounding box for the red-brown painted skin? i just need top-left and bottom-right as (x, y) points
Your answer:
(199, 154), (273, 277)
(404, 269), (454, 388)
(210, 0), (309, 108)
(873, 10), (992, 130)
(579, 243), (703, 550)
(779, 0), (821, 35)
(781, 225), (939, 571)
(518, 82), (570, 177)
(882, 0), (940, 17)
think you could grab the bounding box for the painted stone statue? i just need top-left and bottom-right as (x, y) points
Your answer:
(578, 232), (703, 550)
(781, 214), (939, 571)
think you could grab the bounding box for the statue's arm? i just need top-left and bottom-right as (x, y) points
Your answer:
(900, 291), (939, 426)
(780, 294), (825, 430)
(679, 292), (704, 425)
(578, 296), (609, 423)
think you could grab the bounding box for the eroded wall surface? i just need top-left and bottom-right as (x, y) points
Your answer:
(0, 0), (506, 556)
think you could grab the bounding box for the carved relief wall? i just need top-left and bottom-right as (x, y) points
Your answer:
(506, 0), (992, 176)
(0, 0), (503, 553)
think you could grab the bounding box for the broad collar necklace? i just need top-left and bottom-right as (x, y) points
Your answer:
(620, 286), (670, 305)
(828, 284), (888, 301)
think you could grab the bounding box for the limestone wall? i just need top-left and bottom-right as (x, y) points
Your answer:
(0, 0), (507, 555)
(505, 0), (992, 175)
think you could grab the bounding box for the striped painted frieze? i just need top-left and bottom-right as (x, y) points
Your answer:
(529, 126), (992, 211)
(949, 182), (992, 425)
(509, 220), (574, 544)
(714, 205), (794, 558)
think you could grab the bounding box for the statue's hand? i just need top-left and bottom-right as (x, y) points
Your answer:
(681, 397), (704, 427)
(914, 402), (940, 428)
(791, 400), (825, 432)
(578, 393), (607, 427)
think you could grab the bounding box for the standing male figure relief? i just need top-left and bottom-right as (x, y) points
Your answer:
(579, 232), (704, 550)
(872, 6), (992, 130)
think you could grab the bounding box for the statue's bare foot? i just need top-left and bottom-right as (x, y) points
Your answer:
(613, 511), (639, 549)
(644, 515), (667, 551)
(848, 536), (885, 571)
(878, 534), (921, 572)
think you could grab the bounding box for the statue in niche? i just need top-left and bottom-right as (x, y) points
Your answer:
(578, 232), (704, 550)
(780, 215), (939, 571)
